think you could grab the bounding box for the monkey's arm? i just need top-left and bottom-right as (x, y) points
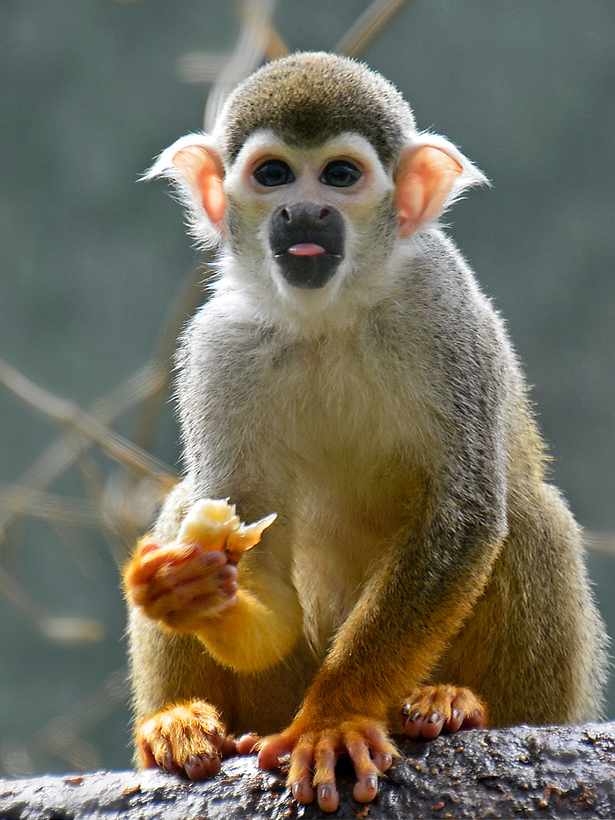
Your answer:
(196, 561), (303, 672)
(259, 430), (509, 810)
(124, 503), (303, 674)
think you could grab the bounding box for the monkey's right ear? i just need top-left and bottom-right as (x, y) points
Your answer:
(143, 135), (226, 240)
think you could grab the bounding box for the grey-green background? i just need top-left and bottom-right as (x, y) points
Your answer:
(1, 0), (614, 775)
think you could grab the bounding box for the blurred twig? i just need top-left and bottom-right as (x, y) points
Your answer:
(335, 0), (414, 57)
(585, 532), (615, 558)
(0, 361), (169, 538)
(204, 0), (280, 130)
(0, 356), (175, 485)
(242, 0), (288, 60)
(178, 0), (287, 93)
(0, 564), (105, 644)
(0, 483), (101, 527)
(1, 668), (130, 777)
(33, 667), (130, 771)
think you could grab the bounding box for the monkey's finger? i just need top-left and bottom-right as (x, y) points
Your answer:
(345, 731), (380, 804)
(140, 569), (238, 622)
(157, 593), (238, 631)
(152, 549), (230, 590)
(126, 542), (203, 585)
(402, 707), (445, 739)
(312, 732), (339, 812)
(133, 550), (227, 603)
(137, 541), (162, 556)
(288, 740), (316, 805)
(442, 706), (484, 733)
(257, 732), (298, 769)
(317, 780), (339, 813)
(235, 733), (260, 755)
(149, 560), (238, 604)
(360, 722), (396, 772)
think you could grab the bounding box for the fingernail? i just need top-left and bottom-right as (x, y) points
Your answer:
(319, 785), (332, 799)
(366, 775), (378, 791)
(409, 710), (422, 722)
(428, 711), (442, 724)
(451, 708), (463, 722)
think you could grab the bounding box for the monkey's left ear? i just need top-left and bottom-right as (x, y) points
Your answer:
(144, 135), (226, 240)
(395, 136), (488, 238)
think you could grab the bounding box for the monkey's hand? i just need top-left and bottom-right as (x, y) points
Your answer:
(401, 684), (486, 739)
(257, 714), (397, 813)
(137, 700), (258, 780)
(125, 500), (303, 672)
(124, 539), (239, 631)
(125, 498), (277, 630)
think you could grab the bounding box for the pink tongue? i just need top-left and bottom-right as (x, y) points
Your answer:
(287, 243), (326, 257)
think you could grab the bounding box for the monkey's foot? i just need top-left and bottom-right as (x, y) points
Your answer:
(137, 700), (257, 780)
(401, 684), (486, 740)
(258, 717), (397, 813)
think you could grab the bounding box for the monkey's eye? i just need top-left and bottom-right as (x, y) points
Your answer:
(253, 159), (296, 187)
(320, 160), (362, 188)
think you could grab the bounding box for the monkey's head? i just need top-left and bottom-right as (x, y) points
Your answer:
(147, 53), (486, 322)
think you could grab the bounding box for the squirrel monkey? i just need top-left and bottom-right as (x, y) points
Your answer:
(124, 52), (609, 813)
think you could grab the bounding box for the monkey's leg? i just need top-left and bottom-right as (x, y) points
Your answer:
(137, 699), (258, 780)
(400, 684), (486, 739)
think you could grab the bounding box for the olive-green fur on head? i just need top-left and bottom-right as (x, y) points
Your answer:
(217, 52), (417, 169)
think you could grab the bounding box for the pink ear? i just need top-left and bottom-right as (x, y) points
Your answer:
(395, 145), (463, 238)
(172, 145), (226, 230)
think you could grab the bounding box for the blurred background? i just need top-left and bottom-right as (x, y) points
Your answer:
(0, 0), (614, 777)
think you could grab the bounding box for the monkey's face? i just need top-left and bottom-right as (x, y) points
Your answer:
(222, 131), (397, 304)
(148, 107), (484, 330)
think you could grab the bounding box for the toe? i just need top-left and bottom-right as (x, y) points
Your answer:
(402, 708), (426, 739)
(354, 772), (379, 803)
(444, 706), (464, 733)
(317, 782), (339, 812)
(420, 710), (445, 739)
(184, 752), (221, 780)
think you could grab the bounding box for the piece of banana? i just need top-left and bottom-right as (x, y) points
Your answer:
(177, 498), (277, 563)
